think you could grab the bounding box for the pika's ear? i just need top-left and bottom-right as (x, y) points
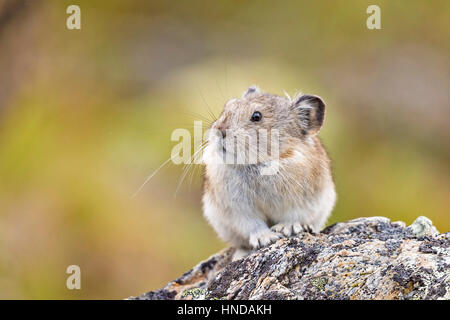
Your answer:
(292, 94), (325, 136)
(242, 85), (261, 98)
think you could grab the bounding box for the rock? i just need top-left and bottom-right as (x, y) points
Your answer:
(408, 216), (439, 237)
(130, 216), (450, 300)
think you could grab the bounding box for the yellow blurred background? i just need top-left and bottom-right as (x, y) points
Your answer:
(0, 0), (448, 299)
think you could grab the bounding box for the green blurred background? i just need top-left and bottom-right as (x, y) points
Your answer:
(0, 0), (448, 299)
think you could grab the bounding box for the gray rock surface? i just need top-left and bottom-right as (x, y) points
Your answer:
(130, 216), (449, 300)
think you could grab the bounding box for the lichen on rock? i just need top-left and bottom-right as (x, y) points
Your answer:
(130, 216), (449, 300)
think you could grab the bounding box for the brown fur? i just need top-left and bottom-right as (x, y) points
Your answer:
(202, 87), (336, 252)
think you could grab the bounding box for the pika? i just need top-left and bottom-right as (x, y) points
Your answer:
(202, 86), (336, 253)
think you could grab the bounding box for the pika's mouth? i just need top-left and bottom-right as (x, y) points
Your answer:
(219, 138), (228, 154)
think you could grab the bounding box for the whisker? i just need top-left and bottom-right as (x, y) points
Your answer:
(187, 142), (208, 189)
(174, 141), (208, 197)
(216, 79), (225, 100)
(179, 111), (214, 126)
(131, 157), (173, 199)
(197, 87), (218, 122)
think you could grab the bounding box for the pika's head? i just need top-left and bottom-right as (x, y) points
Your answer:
(206, 86), (326, 165)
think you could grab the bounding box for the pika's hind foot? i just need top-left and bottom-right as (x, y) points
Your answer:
(271, 222), (309, 237)
(249, 229), (282, 249)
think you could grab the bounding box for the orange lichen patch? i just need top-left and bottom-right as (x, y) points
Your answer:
(402, 280), (415, 296)
(172, 272), (207, 288)
(342, 272), (352, 277)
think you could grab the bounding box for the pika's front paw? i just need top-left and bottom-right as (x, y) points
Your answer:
(249, 229), (282, 249)
(271, 222), (306, 237)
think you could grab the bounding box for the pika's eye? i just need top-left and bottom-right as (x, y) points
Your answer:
(251, 111), (262, 122)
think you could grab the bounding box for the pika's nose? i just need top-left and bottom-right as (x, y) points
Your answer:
(216, 124), (228, 138)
